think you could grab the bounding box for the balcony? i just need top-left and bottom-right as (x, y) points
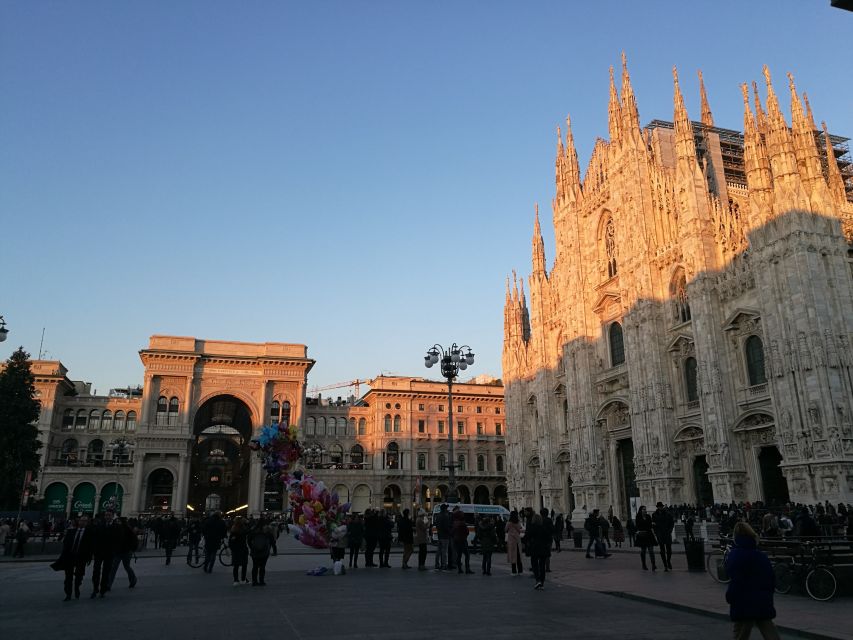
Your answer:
(303, 462), (373, 472)
(737, 382), (770, 408)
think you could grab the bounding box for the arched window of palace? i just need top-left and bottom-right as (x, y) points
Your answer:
(114, 411), (126, 431)
(609, 322), (625, 366)
(393, 415), (401, 432)
(329, 444), (343, 466)
(168, 397), (179, 426)
(62, 409), (74, 430)
(684, 357), (699, 402)
(126, 411), (137, 432)
(350, 444), (364, 466)
(385, 442), (399, 469)
(604, 217), (617, 278)
(75, 410), (87, 430)
(672, 271), (691, 324)
(281, 401), (291, 426)
(348, 418), (356, 436)
(88, 410), (101, 431)
(270, 400), (280, 425)
(60, 438), (78, 464)
(305, 417), (315, 436)
(358, 418), (366, 435)
(156, 396), (168, 426)
(102, 410), (113, 431)
(87, 439), (104, 465)
(745, 335), (767, 386)
(317, 417), (326, 436)
(477, 455), (485, 472)
(496, 455), (505, 473)
(384, 415), (392, 433)
(337, 417), (347, 436)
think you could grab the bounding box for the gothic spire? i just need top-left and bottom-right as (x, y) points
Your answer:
(803, 92), (818, 131)
(620, 52), (641, 141)
(698, 70), (714, 127)
(752, 80), (767, 134)
(512, 270), (519, 303)
(563, 114), (582, 201)
(672, 66), (696, 163)
(608, 65), (621, 143)
(741, 82), (773, 218)
(787, 72), (827, 206)
(532, 203), (547, 275)
(823, 121), (848, 204)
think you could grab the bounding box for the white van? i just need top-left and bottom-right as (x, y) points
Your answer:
(430, 503), (510, 547)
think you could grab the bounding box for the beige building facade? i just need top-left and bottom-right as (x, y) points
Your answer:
(502, 58), (853, 520)
(31, 338), (507, 519)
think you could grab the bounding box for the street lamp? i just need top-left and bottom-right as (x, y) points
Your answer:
(424, 343), (475, 503)
(0, 316), (8, 342)
(108, 438), (135, 512)
(304, 443), (325, 469)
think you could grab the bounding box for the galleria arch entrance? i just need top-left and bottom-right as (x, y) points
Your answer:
(188, 395), (254, 514)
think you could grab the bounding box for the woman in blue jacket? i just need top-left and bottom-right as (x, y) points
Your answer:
(725, 521), (780, 640)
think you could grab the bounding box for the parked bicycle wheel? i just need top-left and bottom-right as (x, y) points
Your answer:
(706, 550), (730, 583)
(219, 545), (232, 567)
(187, 545), (204, 568)
(805, 566), (836, 602)
(773, 562), (794, 594)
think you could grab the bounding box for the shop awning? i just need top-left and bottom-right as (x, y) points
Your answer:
(71, 482), (96, 515)
(43, 483), (68, 513)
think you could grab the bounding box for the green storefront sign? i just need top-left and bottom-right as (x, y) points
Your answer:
(71, 483), (96, 514)
(99, 483), (124, 514)
(44, 483), (68, 513)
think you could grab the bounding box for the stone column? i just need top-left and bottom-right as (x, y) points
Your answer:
(183, 374), (195, 426)
(129, 455), (146, 514)
(248, 457), (263, 515)
(175, 453), (190, 517)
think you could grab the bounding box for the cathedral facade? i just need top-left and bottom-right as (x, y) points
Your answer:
(502, 56), (853, 520)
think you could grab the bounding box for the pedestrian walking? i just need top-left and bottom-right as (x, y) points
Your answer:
(12, 521), (30, 558)
(626, 517), (637, 547)
(377, 510), (393, 568)
(451, 508), (473, 574)
(477, 516), (497, 575)
(90, 512), (119, 598)
(161, 515), (180, 566)
(611, 515), (625, 548)
(185, 517), (202, 565)
(247, 521), (274, 586)
(435, 504), (452, 571)
(684, 514), (696, 542)
(635, 505), (657, 571)
(553, 514), (564, 552)
(506, 510), (524, 575)
(523, 511), (551, 590)
(363, 509), (379, 567)
(55, 515), (94, 601)
(725, 522), (781, 640)
(398, 509), (414, 569)
(652, 502), (674, 571)
(201, 512), (227, 574)
(108, 517), (138, 590)
(415, 509), (429, 571)
(584, 509), (601, 558)
(229, 517), (250, 586)
(347, 514), (363, 569)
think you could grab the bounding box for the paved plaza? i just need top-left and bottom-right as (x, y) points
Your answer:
(1, 536), (847, 640)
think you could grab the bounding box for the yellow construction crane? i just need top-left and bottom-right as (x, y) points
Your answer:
(307, 379), (370, 398)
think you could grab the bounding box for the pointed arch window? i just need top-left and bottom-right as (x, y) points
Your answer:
(270, 400), (280, 425)
(168, 397), (179, 426)
(684, 357), (699, 402)
(745, 335), (767, 386)
(605, 217), (617, 278)
(609, 322), (625, 366)
(672, 271), (691, 324)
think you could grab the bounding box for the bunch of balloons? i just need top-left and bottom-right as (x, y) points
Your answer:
(249, 422), (350, 549)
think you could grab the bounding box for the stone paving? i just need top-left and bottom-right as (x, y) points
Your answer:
(0, 536), (844, 640)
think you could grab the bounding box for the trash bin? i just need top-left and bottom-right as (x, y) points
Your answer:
(684, 538), (705, 572)
(573, 531), (583, 549)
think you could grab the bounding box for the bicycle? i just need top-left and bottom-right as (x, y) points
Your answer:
(187, 540), (232, 568)
(706, 537), (733, 583)
(773, 543), (837, 602)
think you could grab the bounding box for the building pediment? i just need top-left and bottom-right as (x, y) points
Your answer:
(592, 290), (622, 317)
(722, 308), (761, 332)
(667, 335), (695, 355)
(674, 425), (704, 442)
(733, 412), (775, 432)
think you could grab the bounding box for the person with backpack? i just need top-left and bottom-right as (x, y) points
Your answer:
(247, 521), (274, 586)
(725, 521), (780, 640)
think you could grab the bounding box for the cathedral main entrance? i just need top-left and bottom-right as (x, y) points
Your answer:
(759, 446), (789, 506)
(692, 455), (714, 506)
(189, 395), (254, 514)
(616, 438), (638, 518)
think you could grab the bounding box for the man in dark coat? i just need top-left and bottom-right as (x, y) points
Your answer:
(398, 509), (414, 569)
(90, 512), (121, 598)
(553, 514), (564, 552)
(363, 509), (379, 567)
(652, 502), (675, 571)
(377, 510), (394, 568)
(584, 509), (601, 558)
(57, 515), (94, 601)
(725, 522), (779, 639)
(201, 512), (227, 573)
(346, 514), (364, 569)
(161, 515), (181, 565)
(435, 504), (452, 570)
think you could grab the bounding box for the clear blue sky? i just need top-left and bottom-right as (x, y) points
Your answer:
(2, 1), (851, 395)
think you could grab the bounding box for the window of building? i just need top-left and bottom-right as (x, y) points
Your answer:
(358, 418), (366, 435)
(168, 397), (179, 426)
(62, 409), (74, 430)
(495, 407), (501, 414)
(457, 405), (463, 413)
(87, 439), (104, 465)
(393, 415), (401, 432)
(338, 417), (347, 436)
(281, 401), (291, 426)
(88, 410), (101, 431)
(316, 417), (326, 436)
(495, 422), (502, 436)
(395, 403), (401, 410)
(329, 444), (343, 465)
(476, 406), (482, 414)
(102, 410), (113, 431)
(385, 442), (399, 469)
(417, 453), (426, 471)
(384, 415), (392, 433)
(60, 438), (78, 464)
(418, 420), (425, 433)
(348, 418), (356, 436)
(385, 403), (391, 409)
(75, 410), (87, 431)
(126, 411), (137, 432)
(457, 421), (464, 435)
(672, 271), (691, 324)
(458, 454), (466, 471)
(438, 420), (445, 434)
(305, 417), (316, 436)
(563, 399), (569, 434)
(745, 335), (767, 386)
(114, 410), (125, 431)
(271, 400), (280, 425)
(418, 403), (425, 411)
(476, 422), (484, 435)
(477, 455), (485, 472)
(609, 322), (625, 366)
(685, 357), (699, 402)
(438, 454), (446, 469)
(496, 455), (504, 473)
(156, 396), (168, 425)
(350, 444), (364, 466)
(438, 405), (444, 412)
(605, 216), (617, 278)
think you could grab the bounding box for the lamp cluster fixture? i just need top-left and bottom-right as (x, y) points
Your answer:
(424, 344), (475, 379)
